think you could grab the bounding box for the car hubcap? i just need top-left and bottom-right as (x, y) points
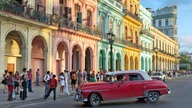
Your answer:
(149, 92), (157, 101)
(91, 95), (99, 105)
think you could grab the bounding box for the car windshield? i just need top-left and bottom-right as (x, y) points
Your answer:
(151, 73), (161, 76)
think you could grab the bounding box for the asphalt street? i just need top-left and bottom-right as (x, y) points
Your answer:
(16, 76), (192, 108)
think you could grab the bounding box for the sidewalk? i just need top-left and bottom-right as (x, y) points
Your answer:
(0, 83), (75, 108)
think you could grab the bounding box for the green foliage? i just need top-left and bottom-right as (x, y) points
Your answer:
(179, 54), (192, 70)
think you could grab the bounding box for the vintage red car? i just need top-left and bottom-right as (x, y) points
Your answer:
(74, 70), (171, 107)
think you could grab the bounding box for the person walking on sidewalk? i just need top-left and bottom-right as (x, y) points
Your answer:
(14, 71), (20, 94)
(7, 71), (14, 101)
(28, 69), (33, 92)
(44, 71), (50, 96)
(19, 74), (27, 100)
(77, 70), (82, 87)
(20, 68), (28, 98)
(44, 75), (57, 101)
(59, 72), (65, 95)
(36, 69), (40, 86)
(64, 70), (70, 95)
(1, 70), (8, 93)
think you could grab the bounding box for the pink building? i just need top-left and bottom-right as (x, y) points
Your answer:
(52, 0), (100, 77)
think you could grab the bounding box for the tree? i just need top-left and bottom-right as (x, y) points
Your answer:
(179, 54), (192, 70)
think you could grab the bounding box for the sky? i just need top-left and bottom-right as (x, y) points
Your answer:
(140, 0), (192, 53)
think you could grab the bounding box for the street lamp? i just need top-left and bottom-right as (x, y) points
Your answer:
(154, 47), (159, 72)
(107, 29), (115, 71)
(174, 54), (178, 70)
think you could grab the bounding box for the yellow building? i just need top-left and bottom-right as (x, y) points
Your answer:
(151, 26), (179, 71)
(121, 0), (142, 70)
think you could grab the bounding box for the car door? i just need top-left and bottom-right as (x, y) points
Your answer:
(127, 73), (145, 97)
(106, 74), (128, 100)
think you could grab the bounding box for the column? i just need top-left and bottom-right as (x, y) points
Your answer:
(0, 38), (5, 77)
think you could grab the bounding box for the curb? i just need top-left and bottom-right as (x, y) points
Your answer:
(1, 93), (75, 108)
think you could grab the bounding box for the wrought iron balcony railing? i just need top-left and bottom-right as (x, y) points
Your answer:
(59, 18), (104, 38)
(141, 46), (153, 53)
(0, 1), (53, 25)
(140, 28), (154, 38)
(123, 7), (141, 22)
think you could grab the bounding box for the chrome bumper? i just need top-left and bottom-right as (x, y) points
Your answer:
(74, 93), (88, 102)
(168, 88), (171, 94)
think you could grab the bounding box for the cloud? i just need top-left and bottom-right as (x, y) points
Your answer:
(178, 36), (192, 53)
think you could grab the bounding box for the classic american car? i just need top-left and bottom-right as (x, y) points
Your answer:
(150, 72), (166, 82)
(74, 70), (171, 107)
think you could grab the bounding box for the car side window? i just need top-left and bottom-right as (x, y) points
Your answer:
(128, 74), (143, 81)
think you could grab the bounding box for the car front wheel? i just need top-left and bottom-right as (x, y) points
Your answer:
(147, 91), (159, 103)
(89, 93), (101, 107)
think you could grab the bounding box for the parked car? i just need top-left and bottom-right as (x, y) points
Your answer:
(150, 72), (166, 82)
(74, 70), (171, 107)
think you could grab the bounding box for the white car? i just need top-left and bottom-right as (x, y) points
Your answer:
(150, 72), (166, 82)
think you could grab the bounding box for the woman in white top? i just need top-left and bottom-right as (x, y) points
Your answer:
(59, 72), (65, 95)
(64, 70), (70, 95)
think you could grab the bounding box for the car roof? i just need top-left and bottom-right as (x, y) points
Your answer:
(105, 70), (152, 80)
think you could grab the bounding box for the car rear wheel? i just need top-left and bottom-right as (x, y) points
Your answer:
(89, 93), (101, 107)
(147, 91), (159, 103)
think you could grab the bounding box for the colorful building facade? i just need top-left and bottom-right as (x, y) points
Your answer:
(151, 26), (179, 71)
(0, 0), (180, 81)
(139, 5), (153, 72)
(121, 0), (142, 70)
(97, 0), (124, 72)
(52, 0), (100, 77)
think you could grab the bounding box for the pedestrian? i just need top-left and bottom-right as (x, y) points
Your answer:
(44, 74), (57, 101)
(7, 71), (14, 101)
(71, 71), (77, 91)
(28, 69), (33, 92)
(148, 70), (152, 76)
(83, 69), (87, 83)
(1, 70), (8, 93)
(36, 69), (40, 86)
(77, 70), (82, 87)
(96, 72), (100, 81)
(19, 74), (27, 100)
(64, 70), (70, 95)
(20, 68), (28, 99)
(14, 71), (20, 94)
(87, 71), (91, 82)
(100, 69), (104, 81)
(43, 71), (50, 96)
(59, 72), (65, 95)
(91, 71), (96, 82)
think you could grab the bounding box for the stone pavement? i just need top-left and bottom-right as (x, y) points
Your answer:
(0, 83), (75, 108)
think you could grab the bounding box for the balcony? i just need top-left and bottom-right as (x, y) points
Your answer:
(141, 46), (153, 53)
(123, 7), (141, 22)
(140, 28), (154, 38)
(102, 0), (123, 12)
(59, 18), (104, 38)
(0, 1), (52, 25)
(0, 1), (104, 38)
(102, 35), (141, 49)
